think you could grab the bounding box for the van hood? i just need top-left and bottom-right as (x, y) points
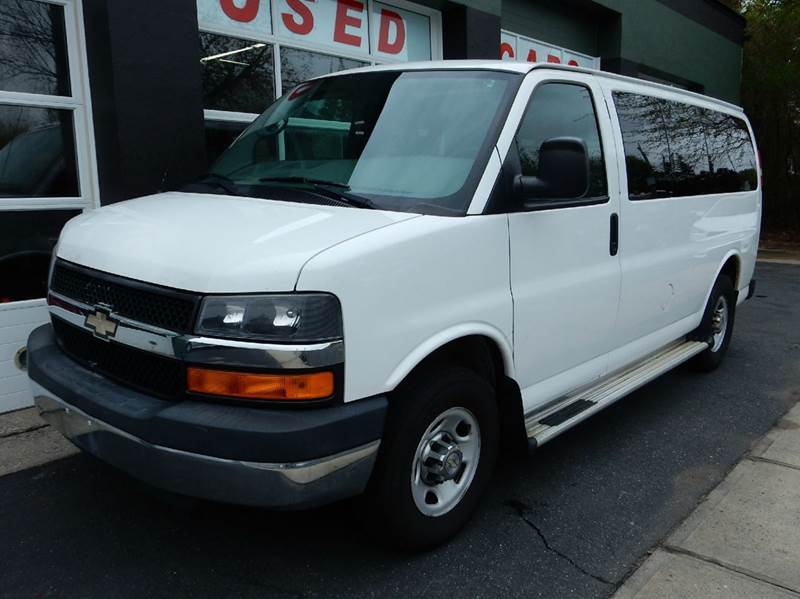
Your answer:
(57, 192), (418, 293)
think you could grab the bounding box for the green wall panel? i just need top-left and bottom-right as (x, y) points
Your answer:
(499, 0), (742, 104)
(500, 0), (598, 56)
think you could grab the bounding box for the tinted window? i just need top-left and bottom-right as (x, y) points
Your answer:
(612, 92), (673, 199)
(200, 33), (275, 114)
(614, 91), (758, 199)
(703, 111), (758, 192)
(516, 83), (607, 199)
(0, 0), (70, 96)
(0, 209), (79, 303)
(0, 105), (79, 197)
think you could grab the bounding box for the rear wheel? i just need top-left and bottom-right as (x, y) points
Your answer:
(692, 274), (736, 371)
(365, 367), (499, 550)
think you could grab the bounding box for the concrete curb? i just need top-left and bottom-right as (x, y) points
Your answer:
(613, 402), (800, 598)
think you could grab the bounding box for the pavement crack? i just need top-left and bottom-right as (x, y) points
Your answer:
(0, 424), (48, 440)
(506, 500), (614, 586)
(746, 454), (800, 473)
(662, 545), (800, 596)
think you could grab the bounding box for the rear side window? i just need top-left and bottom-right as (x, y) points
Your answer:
(517, 83), (608, 200)
(613, 91), (757, 200)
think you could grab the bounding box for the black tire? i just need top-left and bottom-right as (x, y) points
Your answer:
(691, 274), (736, 372)
(364, 366), (499, 550)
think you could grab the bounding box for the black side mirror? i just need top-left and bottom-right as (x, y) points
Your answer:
(514, 137), (590, 201)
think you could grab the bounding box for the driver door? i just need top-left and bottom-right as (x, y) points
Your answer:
(508, 74), (622, 413)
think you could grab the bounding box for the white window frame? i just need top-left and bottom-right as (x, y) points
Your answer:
(0, 0), (99, 212)
(199, 0), (443, 132)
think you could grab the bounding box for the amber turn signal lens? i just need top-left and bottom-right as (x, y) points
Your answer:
(187, 368), (334, 401)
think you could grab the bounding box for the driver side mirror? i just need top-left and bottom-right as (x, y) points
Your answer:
(514, 137), (590, 202)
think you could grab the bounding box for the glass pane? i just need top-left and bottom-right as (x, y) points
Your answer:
(0, 0), (71, 96)
(0, 105), (79, 197)
(662, 100), (710, 197)
(280, 47), (367, 94)
(615, 92), (759, 200)
(703, 111), (758, 193)
(207, 70), (518, 215)
(204, 119), (248, 166)
(200, 33), (275, 114)
(0, 209), (80, 303)
(517, 83), (608, 198)
(613, 92), (673, 200)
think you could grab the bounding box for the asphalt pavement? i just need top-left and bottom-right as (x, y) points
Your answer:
(1, 262), (799, 599)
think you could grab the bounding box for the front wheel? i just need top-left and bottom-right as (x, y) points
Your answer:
(364, 367), (499, 550)
(692, 274), (736, 371)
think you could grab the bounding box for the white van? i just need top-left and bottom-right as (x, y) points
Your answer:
(28, 61), (760, 548)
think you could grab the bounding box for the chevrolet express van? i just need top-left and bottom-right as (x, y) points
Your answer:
(28, 61), (761, 548)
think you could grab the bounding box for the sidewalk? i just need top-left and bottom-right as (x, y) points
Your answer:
(758, 247), (800, 266)
(614, 401), (800, 599)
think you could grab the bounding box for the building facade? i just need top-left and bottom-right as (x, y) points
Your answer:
(0, 0), (745, 413)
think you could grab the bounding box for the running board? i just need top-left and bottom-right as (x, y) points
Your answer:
(525, 340), (709, 448)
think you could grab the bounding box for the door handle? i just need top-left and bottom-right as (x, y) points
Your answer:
(609, 213), (619, 256)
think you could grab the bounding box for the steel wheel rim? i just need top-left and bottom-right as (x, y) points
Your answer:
(411, 407), (481, 517)
(711, 295), (728, 352)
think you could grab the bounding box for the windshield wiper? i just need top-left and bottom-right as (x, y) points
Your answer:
(258, 176), (350, 189)
(258, 176), (378, 209)
(184, 173), (243, 196)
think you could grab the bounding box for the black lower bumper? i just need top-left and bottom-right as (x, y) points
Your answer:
(27, 324), (387, 508)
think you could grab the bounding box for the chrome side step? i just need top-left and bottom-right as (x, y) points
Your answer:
(525, 339), (709, 447)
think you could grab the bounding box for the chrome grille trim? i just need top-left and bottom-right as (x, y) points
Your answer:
(48, 292), (344, 369)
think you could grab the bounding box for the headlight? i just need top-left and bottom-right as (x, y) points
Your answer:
(195, 293), (342, 343)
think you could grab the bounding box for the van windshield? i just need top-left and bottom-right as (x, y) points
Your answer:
(205, 70), (520, 215)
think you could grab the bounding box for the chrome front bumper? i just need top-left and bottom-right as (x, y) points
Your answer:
(33, 384), (380, 509)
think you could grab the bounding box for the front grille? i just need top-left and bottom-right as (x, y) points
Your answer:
(50, 260), (199, 333)
(52, 317), (184, 398)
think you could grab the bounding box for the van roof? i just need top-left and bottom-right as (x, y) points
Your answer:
(328, 59), (743, 113)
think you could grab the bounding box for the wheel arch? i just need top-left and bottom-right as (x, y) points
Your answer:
(703, 251), (742, 310)
(385, 324), (514, 390)
(385, 325), (528, 454)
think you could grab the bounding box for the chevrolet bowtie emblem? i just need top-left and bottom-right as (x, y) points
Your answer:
(85, 309), (118, 340)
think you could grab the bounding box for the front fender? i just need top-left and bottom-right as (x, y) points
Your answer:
(295, 214), (513, 402)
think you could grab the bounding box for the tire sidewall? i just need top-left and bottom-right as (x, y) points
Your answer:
(694, 275), (736, 369)
(368, 368), (499, 549)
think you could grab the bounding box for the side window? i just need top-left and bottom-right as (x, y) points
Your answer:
(614, 91), (759, 199)
(662, 100), (710, 197)
(517, 83), (608, 199)
(612, 92), (672, 199)
(703, 112), (758, 192)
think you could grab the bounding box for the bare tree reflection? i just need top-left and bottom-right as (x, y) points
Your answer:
(0, 0), (69, 96)
(280, 47), (365, 94)
(615, 92), (757, 199)
(200, 33), (275, 113)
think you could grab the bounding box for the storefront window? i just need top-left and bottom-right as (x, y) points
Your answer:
(195, 0), (441, 171)
(280, 47), (367, 94)
(0, 105), (79, 198)
(200, 32), (275, 114)
(0, 0), (71, 96)
(0, 209), (80, 303)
